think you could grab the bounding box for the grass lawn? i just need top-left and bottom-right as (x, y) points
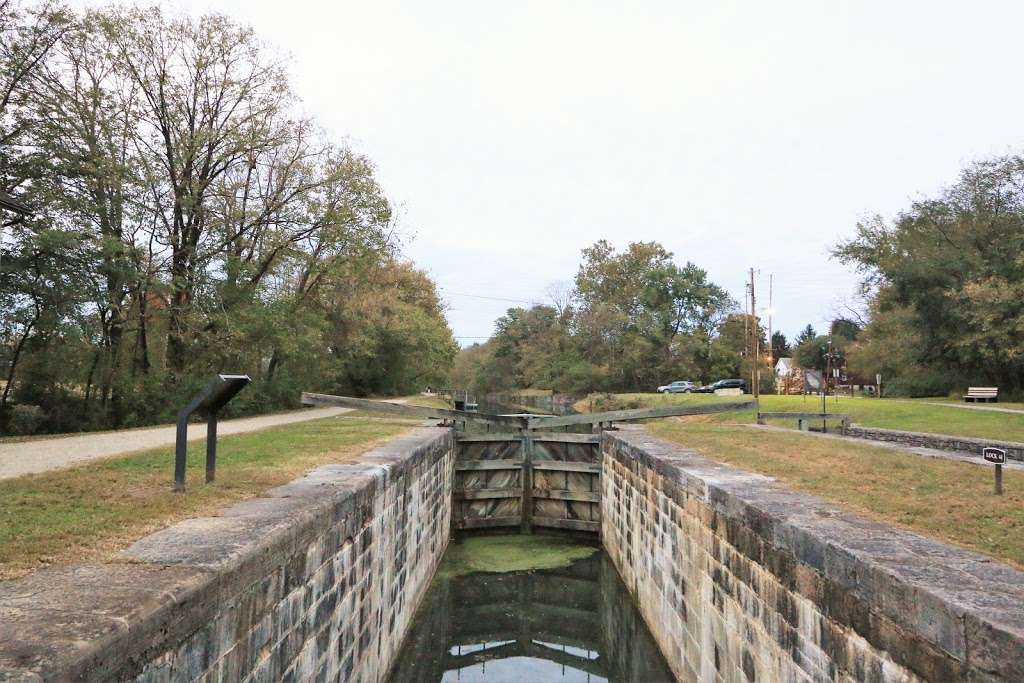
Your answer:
(584, 392), (1024, 442)
(400, 394), (453, 409)
(915, 396), (1024, 411)
(0, 414), (420, 580)
(647, 419), (1024, 568)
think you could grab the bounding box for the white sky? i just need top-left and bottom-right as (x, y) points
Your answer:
(88, 1), (1024, 344)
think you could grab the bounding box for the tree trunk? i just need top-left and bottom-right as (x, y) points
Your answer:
(133, 289), (151, 375)
(105, 317), (126, 425)
(166, 234), (197, 375)
(166, 315), (186, 374)
(1, 313), (38, 409)
(267, 348), (281, 383)
(84, 349), (100, 404)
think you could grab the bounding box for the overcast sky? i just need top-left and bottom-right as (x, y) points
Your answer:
(90, 1), (1024, 344)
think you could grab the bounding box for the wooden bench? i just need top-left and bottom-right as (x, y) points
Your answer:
(757, 412), (850, 433)
(965, 387), (999, 403)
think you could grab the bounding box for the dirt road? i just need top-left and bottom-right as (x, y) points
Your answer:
(0, 407), (351, 480)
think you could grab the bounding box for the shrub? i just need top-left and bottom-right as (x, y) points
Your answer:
(884, 372), (962, 398)
(7, 404), (45, 435)
(584, 393), (642, 411)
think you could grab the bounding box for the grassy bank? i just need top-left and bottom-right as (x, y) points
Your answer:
(0, 414), (419, 580)
(583, 392), (1024, 442)
(647, 418), (1024, 568)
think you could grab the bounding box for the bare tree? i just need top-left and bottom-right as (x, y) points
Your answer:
(0, 1), (68, 142)
(545, 279), (574, 318)
(108, 9), (293, 373)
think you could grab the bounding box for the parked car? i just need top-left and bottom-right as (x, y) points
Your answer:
(693, 378), (748, 394)
(657, 380), (696, 394)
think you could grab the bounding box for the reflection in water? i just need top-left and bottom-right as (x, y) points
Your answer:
(387, 548), (675, 682)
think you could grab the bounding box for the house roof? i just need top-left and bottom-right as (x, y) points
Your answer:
(0, 190), (31, 215)
(775, 357), (795, 371)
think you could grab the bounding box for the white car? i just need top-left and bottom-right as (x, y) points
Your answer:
(657, 380), (696, 394)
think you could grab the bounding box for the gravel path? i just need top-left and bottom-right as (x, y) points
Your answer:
(0, 407), (351, 481)
(922, 401), (1024, 415)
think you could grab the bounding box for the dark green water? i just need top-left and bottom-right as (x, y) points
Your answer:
(387, 546), (675, 682)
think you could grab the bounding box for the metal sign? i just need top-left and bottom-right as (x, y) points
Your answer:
(174, 374), (251, 492)
(983, 447), (1007, 465)
(984, 447), (1007, 495)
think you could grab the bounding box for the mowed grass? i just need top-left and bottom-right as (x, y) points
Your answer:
(588, 392), (1024, 442)
(0, 414), (420, 580)
(401, 394), (453, 409)
(647, 419), (1024, 568)
(916, 396), (1024, 411)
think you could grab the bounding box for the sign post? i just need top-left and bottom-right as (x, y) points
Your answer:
(983, 447), (1007, 495)
(174, 374), (251, 492)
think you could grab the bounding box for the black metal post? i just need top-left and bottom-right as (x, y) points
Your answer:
(206, 411), (218, 483)
(173, 374), (250, 492)
(174, 412), (189, 492)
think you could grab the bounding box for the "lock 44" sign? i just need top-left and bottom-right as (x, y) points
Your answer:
(983, 447), (1007, 465)
(983, 447), (1007, 495)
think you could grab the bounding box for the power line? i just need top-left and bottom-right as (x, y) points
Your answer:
(439, 290), (535, 304)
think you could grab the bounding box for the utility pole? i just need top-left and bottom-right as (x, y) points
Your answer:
(767, 273), (774, 394)
(743, 281), (750, 391)
(750, 268), (759, 399)
(823, 337), (833, 431)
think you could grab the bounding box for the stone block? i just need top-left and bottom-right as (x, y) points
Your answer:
(0, 427), (453, 683)
(601, 425), (1024, 682)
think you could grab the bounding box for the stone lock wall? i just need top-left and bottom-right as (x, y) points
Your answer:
(0, 426), (453, 682)
(844, 425), (1024, 462)
(601, 426), (1024, 683)
(6, 420), (1024, 683)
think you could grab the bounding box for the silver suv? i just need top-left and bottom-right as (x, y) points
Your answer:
(656, 380), (696, 394)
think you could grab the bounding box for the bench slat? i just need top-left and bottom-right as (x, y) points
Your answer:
(965, 387), (999, 402)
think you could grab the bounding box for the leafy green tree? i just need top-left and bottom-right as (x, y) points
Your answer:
(705, 313), (769, 387)
(1, 0), (69, 192)
(844, 294), (919, 382)
(27, 11), (149, 421)
(770, 331), (790, 362)
(104, 8), (297, 374)
(572, 240), (734, 390)
(644, 262), (733, 380)
(795, 324), (817, 346)
(794, 335), (847, 374)
(451, 240), (737, 395)
(835, 154), (1024, 392)
(0, 224), (88, 409)
(321, 260), (456, 396)
(572, 240), (672, 388)
(0, 5), (457, 434)
(830, 319), (860, 342)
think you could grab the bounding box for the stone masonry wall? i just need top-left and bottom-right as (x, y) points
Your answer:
(602, 426), (1024, 683)
(844, 425), (1024, 462)
(0, 426), (453, 682)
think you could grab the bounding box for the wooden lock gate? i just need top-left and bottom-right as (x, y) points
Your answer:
(454, 430), (602, 534)
(301, 392), (753, 535)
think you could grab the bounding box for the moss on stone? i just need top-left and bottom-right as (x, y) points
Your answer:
(441, 535), (597, 577)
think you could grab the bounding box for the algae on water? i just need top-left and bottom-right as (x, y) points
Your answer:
(441, 535), (597, 577)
